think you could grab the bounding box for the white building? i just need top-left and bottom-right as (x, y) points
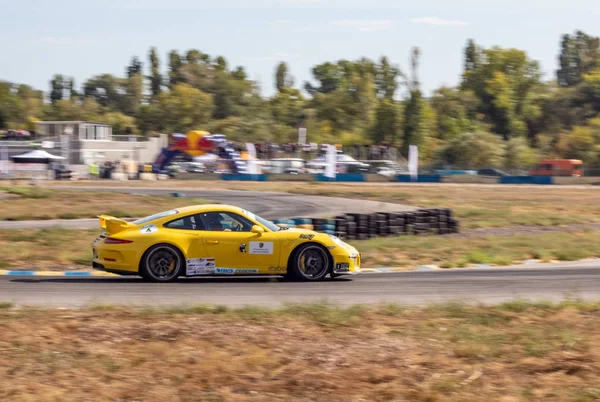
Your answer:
(35, 121), (167, 165)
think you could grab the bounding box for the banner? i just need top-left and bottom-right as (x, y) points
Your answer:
(0, 143), (8, 176)
(245, 143), (259, 174)
(325, 144), (336, 179)
(408, 145), (418, 181)
(298, 128), (307, 145)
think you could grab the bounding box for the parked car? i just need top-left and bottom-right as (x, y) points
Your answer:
(477, 168), (508, 177)
(5, 130), (31, 140)
(529, 159), (584, 177)
(181, 162), (205, 173)
(364, 160), (404, 177)
(309, 153), (370, 173)
(266, 158), (305, 174)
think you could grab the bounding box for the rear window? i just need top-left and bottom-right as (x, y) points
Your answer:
(133, 209), (179, 225)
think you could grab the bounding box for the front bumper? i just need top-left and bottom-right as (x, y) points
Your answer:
(331, 248), (361, 275)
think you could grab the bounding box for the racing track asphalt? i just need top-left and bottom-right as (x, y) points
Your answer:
(2, 261), (599, 307)
(0, 186), (416, 230)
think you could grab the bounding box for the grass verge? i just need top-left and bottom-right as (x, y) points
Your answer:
(1, 301), (600, 401)
(355, 230), (600, 268)
(0, 186), (211, 220)
(1, 228), (599, 271)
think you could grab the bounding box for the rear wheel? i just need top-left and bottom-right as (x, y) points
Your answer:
(140, 244), (184, 282)
(288, 243), (331, 281)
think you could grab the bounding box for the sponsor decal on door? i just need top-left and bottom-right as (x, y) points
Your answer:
(249, 241), (273, 255)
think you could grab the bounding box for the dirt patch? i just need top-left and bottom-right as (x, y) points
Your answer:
(1, 302), (600, 401)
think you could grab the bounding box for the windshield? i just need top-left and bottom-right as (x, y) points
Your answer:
(132, 209), (179, 225)
(240, 209), (280, 232)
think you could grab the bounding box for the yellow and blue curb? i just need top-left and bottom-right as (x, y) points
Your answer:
(1, 262), (520, 277)
(0, 270), (117, 277)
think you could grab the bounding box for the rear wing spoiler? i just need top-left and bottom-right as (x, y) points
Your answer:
(98, 214), (135, 235)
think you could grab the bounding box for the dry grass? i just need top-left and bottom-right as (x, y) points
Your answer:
(0, 229), (98, 270)
(0, 187), (210, 220)
(1, 301), (600, 401)
(355, 231), (600, 268)
(33, 180), (600, 229)
(1, 228), (599, 271)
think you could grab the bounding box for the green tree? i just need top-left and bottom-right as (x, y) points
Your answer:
(372, 98), (399, 144)
(148, 47), (162, 97)
(580, 68), (600, 110)
(185, 49), (204, 65)
(505, 137), (538, 169)
(275, 62), (293, 92)
(214, 56), (228, 72)
(439, 131), (506, 168)
(168, 50), (184, 88)
(305, 59), (379, 134)
(464, 39), (481, 72)
(50, 74), (66, 104)
(99, 112), (138, 135)
(123, 73), (144, 116)
(462, 45), (542, 139)
(67, 77), (78, 99)
(557, 125), (596, 161)
(557, 31), (600, 88)
(375, 56), (400, 99)
(126, 56), (143, 78)
(155, 83), (214, 132)
(269, 86), (304, 127)
(304, 62), (341, 95)
(83, 74), (123, 109)
(430, 87), (473, 140)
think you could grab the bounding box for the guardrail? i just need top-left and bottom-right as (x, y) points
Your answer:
(35, 170), (600, 185)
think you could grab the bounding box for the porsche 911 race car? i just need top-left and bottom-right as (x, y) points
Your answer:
(92, 204), (361, 282)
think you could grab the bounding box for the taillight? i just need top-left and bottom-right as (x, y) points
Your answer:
(104, 237), (133, 244)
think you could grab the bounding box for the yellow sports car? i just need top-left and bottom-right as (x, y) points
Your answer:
(92, 204), (361, 282)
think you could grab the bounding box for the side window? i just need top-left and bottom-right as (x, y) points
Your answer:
(198, 212), (254, 232)
(164, 214), (205, 230)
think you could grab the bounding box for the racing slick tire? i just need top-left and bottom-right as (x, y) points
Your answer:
(140, 243), (185, 282)
(287, 243), (331, 282)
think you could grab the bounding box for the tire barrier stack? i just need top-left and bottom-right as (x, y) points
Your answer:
(272, 209), (459, 240)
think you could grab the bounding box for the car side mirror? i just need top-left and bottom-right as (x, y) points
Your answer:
(251, 225), (264, 235)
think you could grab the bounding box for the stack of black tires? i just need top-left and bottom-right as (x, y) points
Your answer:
(330, 209), (459, 240)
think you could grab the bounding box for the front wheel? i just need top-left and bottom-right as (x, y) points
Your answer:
(140, 244), (184, 282)
(288, 243), (331, 281)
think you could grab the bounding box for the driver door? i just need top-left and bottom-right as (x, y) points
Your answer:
(198, 211), (280, 274)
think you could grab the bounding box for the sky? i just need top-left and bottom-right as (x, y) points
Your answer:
(1, 0), (599, 97)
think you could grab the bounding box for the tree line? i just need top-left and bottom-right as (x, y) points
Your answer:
(1, 30), (600, 168)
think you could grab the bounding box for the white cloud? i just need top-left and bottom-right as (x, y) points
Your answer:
(330, 19), (393, 32)
(39, 37), (96, 45)
(410, 17), (470, 27)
